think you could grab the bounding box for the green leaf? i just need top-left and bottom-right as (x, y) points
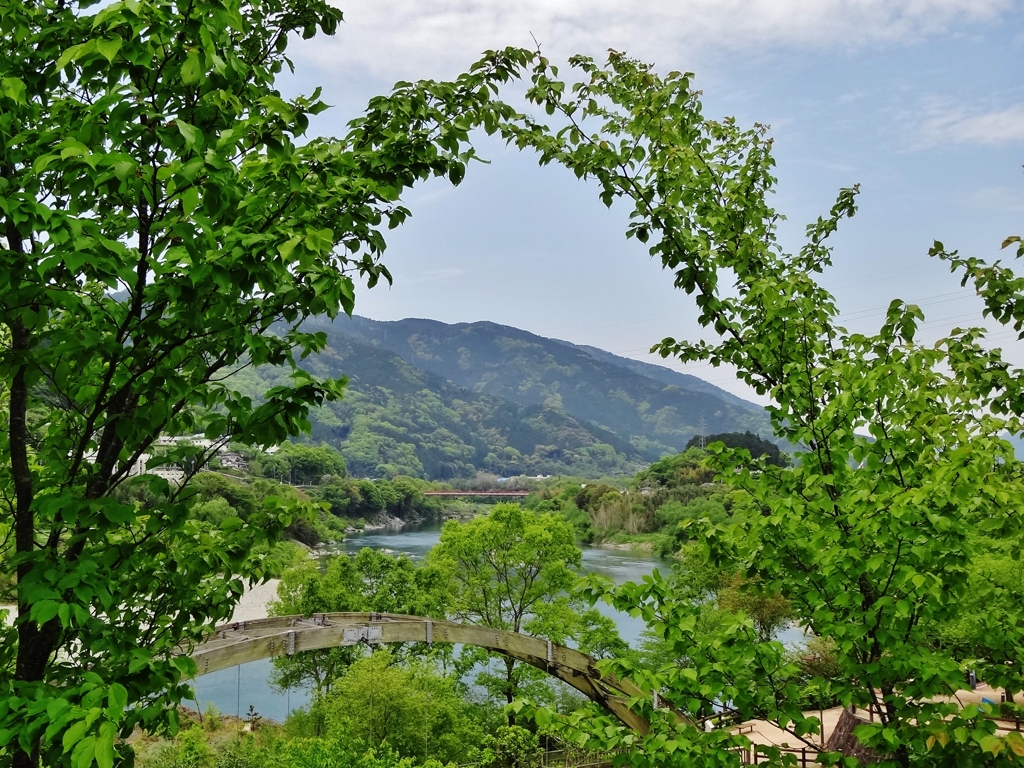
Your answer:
(979, 735), (1002, 756)
(71, 735), (96, 768)
(62, 721), (88, 753)
(220, 516), (243, 532)
(32, 154), (59, 174)
(258, 94), (294, 119)
(181, 51), (202, 85)
(278, 236), (301, 259)
(95, 37), (122, 63)
(94, 722), (116, 768)
(31, 600), (59, 626)
(179, 156), (205, 181)
(181, 186), (199, 215)
(1006, 731), (1024, 757)
(176, 120), (199, 147)
(111, 161), (135, 181)
(107, 684), (127, 716)
(0, 77), (26, 104)
(55, 41), (96, 71)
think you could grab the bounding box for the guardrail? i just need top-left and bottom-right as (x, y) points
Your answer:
(739, 746), (819, 766)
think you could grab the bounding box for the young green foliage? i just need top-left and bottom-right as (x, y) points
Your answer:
(0, 1), (534, 764)
(502, 51), (1024, 767)
(428, 504), (620, 718)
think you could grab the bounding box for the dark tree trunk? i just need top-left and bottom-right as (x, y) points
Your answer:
(505, 656), (517, 726)
(7, 270), (49, 768)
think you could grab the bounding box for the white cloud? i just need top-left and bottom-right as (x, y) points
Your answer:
(298, 0), (1011, 79)
(920, 103), (1024, 146)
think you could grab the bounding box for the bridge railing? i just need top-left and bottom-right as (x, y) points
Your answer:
(738, 746), (819, 766)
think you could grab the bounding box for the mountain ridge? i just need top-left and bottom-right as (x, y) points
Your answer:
(233, 330), (648, 479)
(291, 315), (773, 473)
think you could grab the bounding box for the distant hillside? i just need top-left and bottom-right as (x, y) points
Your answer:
(309, 316), (772, 461)
(559, 341), (757, 409)
(232, 333), (646, 480)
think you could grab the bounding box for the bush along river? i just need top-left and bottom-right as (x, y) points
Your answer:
(190, 523), (667, 722)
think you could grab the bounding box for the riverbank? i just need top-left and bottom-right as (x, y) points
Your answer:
(596, 540), (655, 552)
(344, 513), (404, 533)
(590, 531), (667, 553)
(230, 579), (278, 624)
(342, 505), (476, 535)
(1, 579), (279, 629)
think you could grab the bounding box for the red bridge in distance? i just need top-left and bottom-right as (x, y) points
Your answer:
(421, 490), (531, 497)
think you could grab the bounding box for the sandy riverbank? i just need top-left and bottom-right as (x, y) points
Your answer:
(228, 579), (280, 624)
(3, 580), (281, 628)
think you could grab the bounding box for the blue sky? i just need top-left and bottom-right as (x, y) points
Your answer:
(279, 0), (1024, 404)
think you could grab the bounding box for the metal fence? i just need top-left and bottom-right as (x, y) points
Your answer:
(738, 746), (819, 766)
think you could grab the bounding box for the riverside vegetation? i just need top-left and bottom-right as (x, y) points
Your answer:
(135, 430), (1024, 768)
(130, 498), (839, 768)
(3, 0), (1024, 765)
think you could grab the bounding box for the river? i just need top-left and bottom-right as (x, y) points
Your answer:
(190, 523), (667, 722)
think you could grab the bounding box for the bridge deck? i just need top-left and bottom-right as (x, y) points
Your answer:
(184, 612), (658, 734)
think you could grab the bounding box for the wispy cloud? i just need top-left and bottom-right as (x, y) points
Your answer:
(299, 0), (1011, 79)
(969, 185), (1024, 212)
(399, 267), (468, 285)
(920, 103), (1024, 146)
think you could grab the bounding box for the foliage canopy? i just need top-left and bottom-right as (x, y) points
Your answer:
(500, 51), (1024, 767)
(0, 0), (533, 764)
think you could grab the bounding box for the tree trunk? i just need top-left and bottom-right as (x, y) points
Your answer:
(8, 309), (49, 768)
(505, 656), (517, 726)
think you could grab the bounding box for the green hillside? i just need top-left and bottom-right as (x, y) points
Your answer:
(232, 317), (775, 480)
(310, 315), (773, 459)
(233, 333), (646, 479)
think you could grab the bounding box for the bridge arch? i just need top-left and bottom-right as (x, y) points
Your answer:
(187, 612), (652, 733)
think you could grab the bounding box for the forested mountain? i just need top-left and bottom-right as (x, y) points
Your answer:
(560, 341), (756, 408)
(309, 316), (771, 454)
(233, 333), (646, 479)
(236, 316), (773, 479)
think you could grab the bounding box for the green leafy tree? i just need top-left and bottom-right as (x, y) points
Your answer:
(188, 474), (259, 520)
(427, 504), (614, 720)
(264, 442), (347, 485)
(479, 726), (542, 768)
(684, 431), (788, 467)
(314, 478), (362, 517)
(0, 0), (535, 763)
(320, 648), (491, 765)
(502, 51), (1024, 766)
(631, 448), (710, 489)
(137, 730), (451, 768)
